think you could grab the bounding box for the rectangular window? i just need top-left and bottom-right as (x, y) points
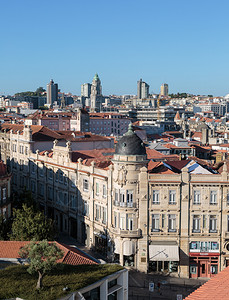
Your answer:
(193, 215), (201, 233)
(152, 190), (160, 204)
(120, 190), (125, 207)
(55, 171), (58, 182)
(162, 214), (165, 228)
(126, 214), (133, 231)
(114, 212), (117, 228)
(64, 175), (68, 186)
(38, 183), (44, 196)
(209, 215), (217, 233)
(31, 181), (36, 193)
(227, 215), (229, 232)
(169, 190), (176, 204)
(84, 201), (89, 216)
(227, 192), (229, 205)
(83, 179), (89, 192)
(102, 184), (107, 198)
(48, 186), (53, 200)
(48, 169), (53, 180)
(115, 189), (119, 205)
(127, 190), (133, 207)
(120, 216), (125, 230)
(102, 207), (107, 224)
(193, 190), (201, 205)
(59, 172), (64, 183)
(95, 182), (99, 196)
(210, 191), (217, 205)
(58, 191), (63, 204)
(64, 193), (68, 205)
(168, 214), (176, 232)
(152, 214), (160, 232)
(70, 194), (76, 209)
(2, 188), (6, 200)
(203, 215), (207, 228)
(95, 204), (100, 221)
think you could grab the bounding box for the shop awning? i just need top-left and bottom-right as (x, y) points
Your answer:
(123, 240), (135, 256)
(149, 245), (179, 261)
(114, 238), (120, 254)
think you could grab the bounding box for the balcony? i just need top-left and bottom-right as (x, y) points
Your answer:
(113, 201), (136, 208)
(111, 227), (142, 238)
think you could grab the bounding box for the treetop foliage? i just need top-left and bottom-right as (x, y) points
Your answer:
(10, 204), (56, 241)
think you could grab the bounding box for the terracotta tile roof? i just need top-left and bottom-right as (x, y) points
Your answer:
(185, 266), (229, 300)
(165, 160), (191, 170)
(0, 241), (97, 266)
(0, 124), (63, 141)
(148, 161), (176, 174)
(146, 148), (164, 159)
(192, 132), (202, 138)
(71, 148), (115, 169)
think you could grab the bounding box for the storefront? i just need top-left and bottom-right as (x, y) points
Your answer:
(94, 232), (107, 256)
(123, 240), (135, 267)
(149, 244), (179, 274)
(189, 241), (220, 278)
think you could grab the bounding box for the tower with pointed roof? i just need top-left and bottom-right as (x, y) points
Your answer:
(90, 73), (103, 112)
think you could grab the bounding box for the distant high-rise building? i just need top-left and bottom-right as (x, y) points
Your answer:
(137, 79), (149, 99)
(90, 73), (102, 112)
(81, 83), (91, 98)
(47, 79), (58, 105)
(160, 83), (169, 96)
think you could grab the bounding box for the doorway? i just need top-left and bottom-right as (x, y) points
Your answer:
(199, 260), (208, 277)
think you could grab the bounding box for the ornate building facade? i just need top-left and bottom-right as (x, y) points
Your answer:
(1, 123), (229, 278)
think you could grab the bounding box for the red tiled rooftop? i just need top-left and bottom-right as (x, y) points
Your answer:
(185, 266), (229, 300)
(0, 241), (97, 266)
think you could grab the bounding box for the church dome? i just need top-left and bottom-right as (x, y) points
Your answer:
(115, 124), (146, 155)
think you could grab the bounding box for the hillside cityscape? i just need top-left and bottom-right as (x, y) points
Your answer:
(1, 0), (229, 298)
(1, 73), (229, 299)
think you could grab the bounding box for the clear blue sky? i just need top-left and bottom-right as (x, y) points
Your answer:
(1, 0), (229, 96)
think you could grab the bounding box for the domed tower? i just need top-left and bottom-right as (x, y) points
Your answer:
(111, 124), (148, 270)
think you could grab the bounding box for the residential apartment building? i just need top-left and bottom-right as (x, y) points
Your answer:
(47, 79), (58, 106)
(1, 124), (229, 279)
(160, 83), (169, 96)
(81, 83), (91, 98)
(25, 109), (90, 132)
(89, 113), (131, 136)
(137, 79), (149, 99)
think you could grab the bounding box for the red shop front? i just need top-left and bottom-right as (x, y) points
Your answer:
(189, 252), (220, 278)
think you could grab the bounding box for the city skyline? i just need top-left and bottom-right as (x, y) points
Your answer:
(1, 0), (229, 96)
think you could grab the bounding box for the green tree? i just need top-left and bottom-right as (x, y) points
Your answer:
(10, 204), (56, 241)
(19, 240), (64, 289)
(35, 87), (45, 96)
